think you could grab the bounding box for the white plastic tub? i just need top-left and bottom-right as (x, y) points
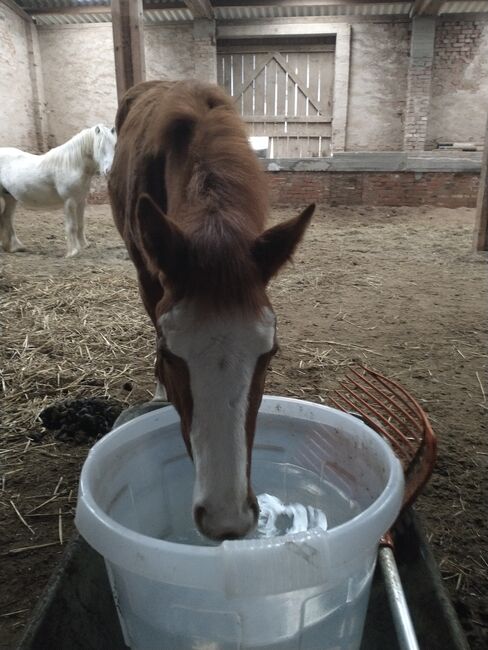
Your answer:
(76, 396), (404, 650)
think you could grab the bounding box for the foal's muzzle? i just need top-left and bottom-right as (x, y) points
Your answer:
(194, 494), (259, 541)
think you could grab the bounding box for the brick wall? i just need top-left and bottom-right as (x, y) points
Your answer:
(90, 171), (479, 208)
(403, 17), (435, 151)
(267, 171), (479, 208)
(434, 20), (486, 89)
(403, 60), (433, 151)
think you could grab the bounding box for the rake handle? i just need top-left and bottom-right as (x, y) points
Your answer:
(378, 546), (420, 650)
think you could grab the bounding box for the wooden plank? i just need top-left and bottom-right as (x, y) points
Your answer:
(276, 56), (287, 118)
(221, 54), (232, 94)
(265, 58), (278, 117)
(25, 21), (49, 151)
(218, 44), (335, 54)
(242, 54), (255, 116)
(319, 51), (335, 116)
(474, 112), (488, 251)
(0, 0), (32, 22)
(111, 0), (146, 104)
(232, 53), (244, 113)
(243, 115), (331, 124)
(254, 55), (267, 116)
(214, 0), (409, 6)
(245, 123), (331, 137)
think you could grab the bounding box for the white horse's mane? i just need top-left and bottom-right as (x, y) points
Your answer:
(40, 126), (109, 172)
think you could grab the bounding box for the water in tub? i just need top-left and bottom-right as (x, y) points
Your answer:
(164, 461), (360, 544)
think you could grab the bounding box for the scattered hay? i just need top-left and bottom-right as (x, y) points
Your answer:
(1, 269), (155, 443)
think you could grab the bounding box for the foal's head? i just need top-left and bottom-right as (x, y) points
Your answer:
(136, 195), (315, 541)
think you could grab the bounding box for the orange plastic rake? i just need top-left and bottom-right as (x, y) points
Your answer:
(329, 365), (437, 650)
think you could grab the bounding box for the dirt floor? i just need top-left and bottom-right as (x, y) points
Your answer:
(1, 203), (487, 649)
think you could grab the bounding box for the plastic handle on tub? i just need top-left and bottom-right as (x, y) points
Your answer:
(378, 546), (420, 650)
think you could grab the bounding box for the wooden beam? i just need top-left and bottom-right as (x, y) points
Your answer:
(111, 0), (146, 104)
(183, 0), (214, 19)
(214, 0), (409, 5)
(0, 0), (33, 22)
(25, 21), (49, 151)
(410, 0), (445, 17)
(474, 112), (488, 251)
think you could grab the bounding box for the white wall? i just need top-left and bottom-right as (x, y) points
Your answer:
(38, 24), (118, 146)
(0, 4), (38, 150)
(346, 22), (409, 151)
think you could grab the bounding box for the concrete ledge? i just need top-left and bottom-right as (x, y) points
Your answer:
(264, 152), (482, 174)
(88, 154), (481, 208)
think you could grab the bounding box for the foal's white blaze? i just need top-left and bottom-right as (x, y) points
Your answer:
(160, 302), (276, 539)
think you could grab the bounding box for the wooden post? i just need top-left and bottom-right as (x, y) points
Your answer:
(474, 111), (488, 251)
(25, 22), (49, 152)
(111, 0), (146, 104)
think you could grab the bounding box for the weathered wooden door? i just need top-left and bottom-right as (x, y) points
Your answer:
(217, 41), (334, 158)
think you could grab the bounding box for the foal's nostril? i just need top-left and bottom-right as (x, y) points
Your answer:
(194, 501), (257, 541)
(194, 505), (206, 532)
(217, 530), (241, 541)
(249, 496), (259, 522)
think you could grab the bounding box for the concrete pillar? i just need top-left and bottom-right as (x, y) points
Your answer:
(193, 19), (217, 84)
(403, 16), (436, 151)
(332, 25), (351, 153)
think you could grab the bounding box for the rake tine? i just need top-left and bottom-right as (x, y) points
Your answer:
(331, 389), (410, 463)
(347, 368), (424, 437)
(338, 382), (417, 455)
(358, 365), (423, 420)
(342, 375), (419, 445)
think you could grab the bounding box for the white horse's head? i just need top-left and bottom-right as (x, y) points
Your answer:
(92, 125), (116, 176)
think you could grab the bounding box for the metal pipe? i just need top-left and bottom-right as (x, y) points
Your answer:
(379, 546), (420, 650)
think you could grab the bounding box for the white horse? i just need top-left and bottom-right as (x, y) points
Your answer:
(0, 125), (116, 257)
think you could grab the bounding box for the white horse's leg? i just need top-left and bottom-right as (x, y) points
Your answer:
(76, 201), (90, 249)
(0, 194), (25, 252)
(64, 198), (81, 257)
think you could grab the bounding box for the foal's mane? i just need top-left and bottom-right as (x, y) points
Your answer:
(134, 82), (270, 314)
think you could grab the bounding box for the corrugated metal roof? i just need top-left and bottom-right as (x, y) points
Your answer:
(441, 1), (488, 12)
(215, 3), (412, 20)
(144, 7), (192, 22)
(15, 0), (488, 26)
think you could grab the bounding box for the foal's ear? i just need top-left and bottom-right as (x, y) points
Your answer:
(252, 203), (315, 284)
(95, 125), (100, 134)
(135, 193), (188, 284)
